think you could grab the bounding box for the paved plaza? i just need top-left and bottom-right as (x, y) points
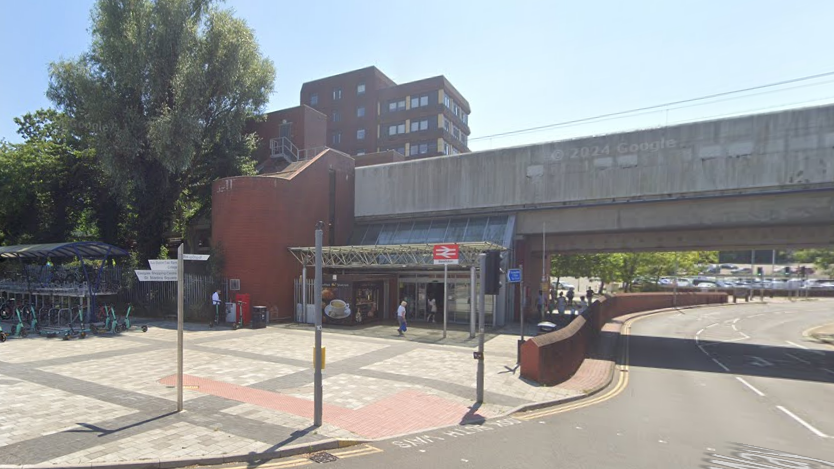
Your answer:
(0, 317), (585, 466)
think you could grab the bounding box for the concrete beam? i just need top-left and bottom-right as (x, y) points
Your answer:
(529, 224), (834, 254)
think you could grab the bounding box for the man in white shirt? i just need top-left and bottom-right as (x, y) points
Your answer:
(397, 300), (407, 336)
(211, 289), (221, 325)
(427, 296), (437, 323)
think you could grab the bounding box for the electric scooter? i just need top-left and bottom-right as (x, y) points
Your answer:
(117, 304), (147, 332)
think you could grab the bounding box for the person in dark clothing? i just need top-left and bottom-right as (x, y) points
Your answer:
(586, 287), (594, 304)
(566, 288), (575, 306)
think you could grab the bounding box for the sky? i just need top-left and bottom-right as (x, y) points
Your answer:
(2, 0), (834, 151)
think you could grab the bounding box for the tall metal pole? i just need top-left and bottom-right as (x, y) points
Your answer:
(177, 244), (184, 413)
(519, 263), (525, 342)
(314, 222), (323, 427)
(771, 249), (776, 281)
(476, 253), (486, 403)
(301, 267), (307, 322)
(469, 266), (476, 339)
(541, 222), (546, 286)
(443, 264), (448, 339)
(673, 252), (678, 307)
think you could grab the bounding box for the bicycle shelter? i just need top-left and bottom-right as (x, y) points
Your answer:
(0, 242), (129, 323)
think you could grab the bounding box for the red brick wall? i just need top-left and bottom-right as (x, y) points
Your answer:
(212, 149), (355, 321)
(520, 292), (728, 385)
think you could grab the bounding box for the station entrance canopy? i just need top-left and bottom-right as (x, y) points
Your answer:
(288, 242), (506, 269)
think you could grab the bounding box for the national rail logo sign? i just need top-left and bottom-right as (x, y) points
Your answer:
(433, 244), (460, 265)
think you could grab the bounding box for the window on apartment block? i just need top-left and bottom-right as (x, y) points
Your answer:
(443, 116), (451, 132)
(332, 132), (341, 144)
(388, 123), (406, 136)
(357, 83), (365, 95)
(357, 129), (366, 140)
(332, 110), (341, 122)
(310, 93), (319, 106)
(388, 99), (406, 112)
(357, 106), (365, 117)
(333, 88), (342, 100)
(443, 141), (451, 155)
(410, 119), (429, 132)
(410, 95), (431, 109)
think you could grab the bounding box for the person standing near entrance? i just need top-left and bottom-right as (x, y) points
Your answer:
(556, 291), (567, 316)
(397, 300), (408, 336)
(211, 289), (222, 324)
(427, 296), (437, 323)
(586, 287), (594, 304)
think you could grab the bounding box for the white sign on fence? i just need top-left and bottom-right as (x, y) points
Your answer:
(183, 254), (210, 261)
(135, 270), (178, 282)
(148, 259), (178, 271)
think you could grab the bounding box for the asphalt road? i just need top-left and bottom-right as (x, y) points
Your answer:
(215, 300), (834, 469)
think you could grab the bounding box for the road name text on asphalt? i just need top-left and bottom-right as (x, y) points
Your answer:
(391, 418), (523, 449)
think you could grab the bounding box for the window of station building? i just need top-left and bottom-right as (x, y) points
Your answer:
(357, 106), (365, 117)
(310, 93), (319, 106)
(443, 116), (451, 132)
(351, 215), (509, 246)
(357, 82), (365, 95)
(388, 123), (406, 136)
(410, 119), (429, 132)
(388, 99), (406, 112)
(357, 128), (366, 140)
(332, 110), (341, 122)
(332, 132), (341, 144)
(442, 141), (451, 155)
(333, 88), (342, 100)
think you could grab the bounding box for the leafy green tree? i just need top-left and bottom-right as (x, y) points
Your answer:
(0, 110), (112, 245)
(47, 0), (275, 262)
(794, 249), (834, 275)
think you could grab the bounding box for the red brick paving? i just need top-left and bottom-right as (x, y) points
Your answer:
(159, 375), (490, 438)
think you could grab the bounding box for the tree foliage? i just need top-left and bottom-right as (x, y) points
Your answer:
(47, 0), (274, 262)
(0, 110), (111, 245)
(794, 249), (834, 275)
(551, 251), (718, 292)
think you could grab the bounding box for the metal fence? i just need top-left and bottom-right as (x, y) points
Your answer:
(293, 277), (316, 323)
(121, 274), (225, 313)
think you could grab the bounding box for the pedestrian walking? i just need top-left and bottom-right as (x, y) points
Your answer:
(536, 290), (544, 320)
(586, 287), (594, 304)
(427, 296), (437, 323)
(211, 289), (221, 324)
(397, 300), (408, 336)
(556, 292), (567, 315)
(566, 287), (575, 306)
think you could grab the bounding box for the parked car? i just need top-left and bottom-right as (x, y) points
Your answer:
(731, 267), (752, 274)
(720, 264), (738, 270)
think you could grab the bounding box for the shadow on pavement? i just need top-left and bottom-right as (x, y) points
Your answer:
(68, 411), (178, 437)
(611, 331), (834, 384)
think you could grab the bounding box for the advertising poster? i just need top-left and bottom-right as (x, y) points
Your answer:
(321, 282), (353, 325)
(353, 281), (383, 324)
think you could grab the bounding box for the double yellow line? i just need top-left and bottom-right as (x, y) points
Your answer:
(516, 317), (640, 421)
(227, 444), (383, 469)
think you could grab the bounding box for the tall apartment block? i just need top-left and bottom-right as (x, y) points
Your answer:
(247, 66), (471, 169)
(300, 67), (471, 159)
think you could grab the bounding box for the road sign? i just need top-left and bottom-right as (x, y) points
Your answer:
(433, 244), (460, 265)
(135, 270), (178, 282)
(507, 268), (522, 283)
(183, 254), (210, 261)
(148, 259), (178, 271)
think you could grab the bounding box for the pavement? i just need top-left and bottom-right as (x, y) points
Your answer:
(0, 312), (596, 468)
(2, 299), (828, 468)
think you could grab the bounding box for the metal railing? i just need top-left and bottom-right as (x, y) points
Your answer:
(270, 137), (300, 163)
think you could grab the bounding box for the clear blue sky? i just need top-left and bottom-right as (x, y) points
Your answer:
(3, 0), (834, 151)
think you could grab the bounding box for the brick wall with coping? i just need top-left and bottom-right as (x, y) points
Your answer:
(520, 292), (728, 385)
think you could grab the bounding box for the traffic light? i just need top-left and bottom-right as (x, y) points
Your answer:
(784, 266), (791, 275)
(756, 267), (763, 276)
(800, 266), (807, 277)
(484, 251), (503, 295)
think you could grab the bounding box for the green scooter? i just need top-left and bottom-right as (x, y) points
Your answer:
(117, 305), (147, 332)
(11, 306), (29, 338)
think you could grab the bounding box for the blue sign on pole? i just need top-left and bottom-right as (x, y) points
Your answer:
(507, 268), (522, 283)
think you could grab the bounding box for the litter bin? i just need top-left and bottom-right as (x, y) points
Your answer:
(225, 302), (237, 323)
(251, 306), (267, 329)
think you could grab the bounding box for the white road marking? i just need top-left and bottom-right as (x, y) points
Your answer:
(697, 328), (705, 336)
(735, 377), (765, 397)
(776, 406), (829, 438)
(787, 341), (825, 355)
(732, 318), (740, 324)
(784, 353), (811, 365)
(712, 358), (730, 372)
(748, 356), (773, 367)
(707, 323), (719, 329)
(823, 368), (834, 377)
